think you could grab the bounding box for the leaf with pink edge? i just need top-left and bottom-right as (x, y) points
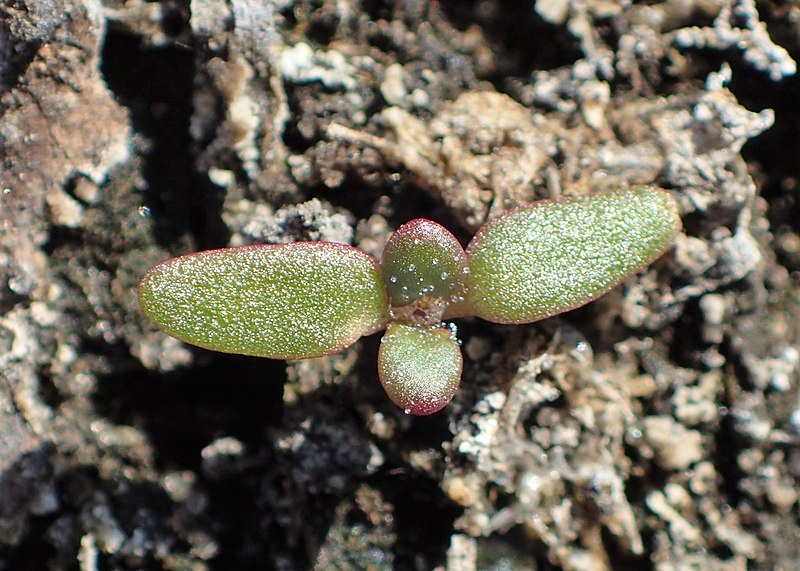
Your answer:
(139, 242), (388, 359)
(457, 186), (681, 324)
(377, 323), (462, 415)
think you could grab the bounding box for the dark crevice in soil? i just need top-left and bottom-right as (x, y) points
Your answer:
(1, 512), (59, 570)
(713, 348), (749, 505)
(712, 410), (748, 506)
(733, 70), (800, 241)
(667, 298), (710, 370)
(41, 226), (84, 256)
(439, 0), (582, 82)
(94, 354), (285, 471)
(99, 28), (229, 252)
(599, 525), (654, 571)
(0, 20), (43, 96)
(378, 471), (461, 570)
(161, 0), (192, 39)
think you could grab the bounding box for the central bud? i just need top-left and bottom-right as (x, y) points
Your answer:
(389, 295), (449, 328)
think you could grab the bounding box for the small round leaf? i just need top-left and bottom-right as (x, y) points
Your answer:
(378, 323), (462, 415)
(382, 219), (467, 307)
(139, 242), (388, 359)
(459, 187), (681, 324)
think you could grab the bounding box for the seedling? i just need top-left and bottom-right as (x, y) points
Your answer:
(139, 187), (681, 415)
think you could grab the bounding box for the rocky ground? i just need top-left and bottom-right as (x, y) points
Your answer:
(1, 1), (799, 569)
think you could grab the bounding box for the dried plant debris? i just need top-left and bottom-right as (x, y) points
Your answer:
(328, 91), (554, 230)
(528, 0), (796, 83)
(445, 328), (644, 570)
(2, 0), (800, 569)
(312, 485), (396, 571)
(671, 0), (797, 81)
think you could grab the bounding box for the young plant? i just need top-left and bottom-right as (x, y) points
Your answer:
(139, 187), (681, 415)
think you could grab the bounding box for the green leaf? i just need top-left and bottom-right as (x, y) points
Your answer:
(139, 242), (388, 359)
(381, 219), (467, 307)
(378, 323), (462, 415)
(457, 187), (681, 324)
